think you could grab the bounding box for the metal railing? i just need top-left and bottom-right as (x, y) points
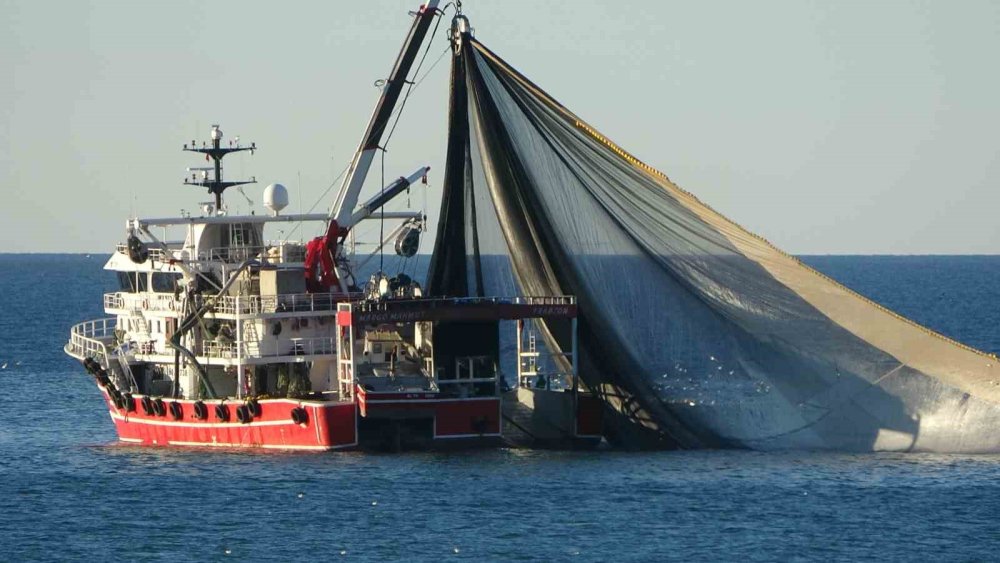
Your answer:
(199, 246), (267, 263)
(200, 244), (311, 264)
(209, 292), (363, 316)
(510, 296), (577, 306)
(201, 340), (240, 359)
(262, 241), (307, 263)
(199, 337), (336, 360)
(351, 295), (577, 313)
(105, 292), (180, 313)
(281, 337), (336, 357)
(66, 318), (118, 366)
(106, 291), (576, 318)
(115, 243), (171, 261)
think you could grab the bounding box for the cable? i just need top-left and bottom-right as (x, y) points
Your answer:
(380, 150), (385, 274)
(279, 162), (350, 245)
(289, 10), (448, 267)
(373, 9), (444, 277)
(382, 10), (445, 149)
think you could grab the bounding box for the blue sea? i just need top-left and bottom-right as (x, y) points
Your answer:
(2, 254), (999, 561)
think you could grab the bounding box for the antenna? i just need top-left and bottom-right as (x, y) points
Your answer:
(182, 124), (256, 209)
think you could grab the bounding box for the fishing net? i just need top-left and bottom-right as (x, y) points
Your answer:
(428, 36), (1000, 452)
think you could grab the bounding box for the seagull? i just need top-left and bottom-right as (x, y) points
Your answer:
(1, 362), (7, 370)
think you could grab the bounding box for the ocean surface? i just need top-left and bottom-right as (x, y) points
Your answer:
(2, 254), (999, 561)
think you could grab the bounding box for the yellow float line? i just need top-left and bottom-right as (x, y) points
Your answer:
(472, 39), (998, 362)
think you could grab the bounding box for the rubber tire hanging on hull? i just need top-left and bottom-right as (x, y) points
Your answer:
(246, 399), (261, 417)
(122, 393), (135, 413)
(236, 405), (252, 424)
(141, 396), (154, 415)
(290, 407), (308, 425)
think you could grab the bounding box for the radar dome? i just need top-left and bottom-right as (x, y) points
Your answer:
(263, 183), (289, 216)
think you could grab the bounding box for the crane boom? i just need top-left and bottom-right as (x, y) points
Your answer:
(330, 0), (440, 229)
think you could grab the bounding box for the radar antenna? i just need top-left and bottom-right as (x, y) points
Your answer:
(182, 124), (257, 211)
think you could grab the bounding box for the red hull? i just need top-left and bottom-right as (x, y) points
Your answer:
(100, 386), (358, 451)
(94, 385), (591, 451)
(358, 386), (502, 439)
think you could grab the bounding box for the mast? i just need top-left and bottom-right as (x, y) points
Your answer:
(183, 124), (256, 212)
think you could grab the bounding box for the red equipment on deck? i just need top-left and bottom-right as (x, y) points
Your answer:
(305, 220), (345, 292)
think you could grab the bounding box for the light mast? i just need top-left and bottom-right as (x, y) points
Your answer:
(183, 124), (257, 212)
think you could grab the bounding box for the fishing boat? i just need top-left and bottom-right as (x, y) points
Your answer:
(64, 1), (603, 451)
(69, 0), (1000, 454)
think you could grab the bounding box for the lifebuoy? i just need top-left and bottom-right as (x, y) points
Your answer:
(215, 404), (230, 422)
(290, 407), (308, 425)
(169, 402), (183, 421)
(236, 405), (252, 424)
(193, 401), (207, 420)
(153, 398), (166, 417)
(141, 396), (154, 415)
(142, 298), (149, 309)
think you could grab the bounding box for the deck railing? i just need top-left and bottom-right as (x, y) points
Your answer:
(510, 296), (577, 306)
(209, 292), (364, 315)
(105, 292), (180, 313)
(199, 245), (268, 263)
(200, 336), (336, 360)
(115, 243), (171, 261)
(66, 318), (117, 365)
(351, 295), (577, 313)
(105, 291), (575, 317)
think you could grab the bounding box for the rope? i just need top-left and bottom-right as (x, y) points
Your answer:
(373, 9), (444, 277)
(380, 150), (385, 273)
(383, 9), (445, 149)
(280, 162), (350, 245)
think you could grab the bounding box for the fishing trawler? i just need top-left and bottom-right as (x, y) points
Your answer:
(70, 0), (1000, 455)
(64, 1), (603, 451)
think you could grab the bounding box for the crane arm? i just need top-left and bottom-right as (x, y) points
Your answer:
(329, 0), (441, 229)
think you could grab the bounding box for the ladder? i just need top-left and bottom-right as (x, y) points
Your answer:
(242, 319), (261, 357)
(527, 332), (539, 375)
(128, 310), (153, 350)
(518, 327), (541, 388)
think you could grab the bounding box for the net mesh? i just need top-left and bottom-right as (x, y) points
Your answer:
(427, 37), (1000, 452)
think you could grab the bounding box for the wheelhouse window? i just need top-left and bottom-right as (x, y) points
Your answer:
(117, 271), (148, 292)
(151, 272), (183, 293)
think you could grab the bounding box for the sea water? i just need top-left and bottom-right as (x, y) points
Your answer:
(1, 254), (999, 561)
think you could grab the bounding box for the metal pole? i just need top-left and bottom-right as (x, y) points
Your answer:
(571, 318), (579, 392)
(571, 317), (579, 436)
(236, 295), (244, 399)
(516, 319), (523, 388)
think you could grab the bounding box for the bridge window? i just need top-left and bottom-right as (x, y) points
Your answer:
(117, 271), (148, 292)
(151, 272), (183, 293)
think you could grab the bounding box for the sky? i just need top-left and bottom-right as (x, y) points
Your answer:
(1, 0), (998, 254)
